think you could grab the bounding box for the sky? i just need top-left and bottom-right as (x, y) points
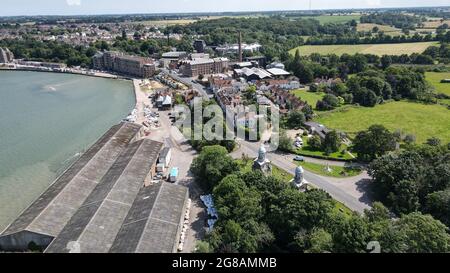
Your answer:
(1, 0), (449, 16)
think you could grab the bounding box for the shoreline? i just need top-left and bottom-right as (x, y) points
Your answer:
(0, 66), (131, 81)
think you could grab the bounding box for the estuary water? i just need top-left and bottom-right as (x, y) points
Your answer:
(0, 71), (135, 231)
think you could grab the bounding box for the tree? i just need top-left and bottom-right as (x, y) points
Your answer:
(213, 175), (262, 223)
(287, 110), (306, 129)
(308, 135), (322, 150)
(306, 229), (334, 253)
(426, 137), (441, 146)
(404, 134), (416, 145)
(191, 145), (239, 191)
(316, 94), (340, 111)
(195, 241), (213, 253)
(353, 125), (397, 162)
(381, 55), (393, 69)
(425, 189), (450, 227)
(301, 104), (314, 121)
(333, 215), (370, 253)
(369, 144), (450, 216)
(395, 212), (450, 253)
(279, 130), (293, 152)
(322, 130), (341, 154)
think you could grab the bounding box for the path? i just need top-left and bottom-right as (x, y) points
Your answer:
(233, 139), (372, 213)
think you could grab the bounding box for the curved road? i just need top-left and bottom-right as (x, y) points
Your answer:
(232, 140), (372, 213)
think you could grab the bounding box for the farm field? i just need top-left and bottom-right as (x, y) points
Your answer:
(426, 72), (450, 96)
(290, 41), (439, 56)
(316, 101), (450, 143)
(357, 23), (400, 32)
(422, 19), (450, 29)
(134, 19), (197, 26)
(291, 89), (325, 107)
(303, 15), (361, 24)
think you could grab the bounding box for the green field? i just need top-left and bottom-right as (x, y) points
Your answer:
(237, 160), (293, 181)
(303, 15), (361, 24)
(426, 72), (450, 96)
(293, 137), (354, 161)
(290, 42), (439, 56)
(294, 161), (362, 178)
(316, 101), (450, 143)
(291, 90), (325, 107)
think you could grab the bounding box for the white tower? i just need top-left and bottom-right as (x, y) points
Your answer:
(253, 144), (272, 174)
(292, 166), (308, 191)
(258, 145), (267, 163)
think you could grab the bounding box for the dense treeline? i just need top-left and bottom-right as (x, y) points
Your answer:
(166, 16), (357, 62)
(360, 13), (423, 29)
(0, 35), (196, 67)
(369, 142), (450, 227)
(0, 38), (95, 67)
(192, 146), (450, 253)
(287, 49), (435, 108)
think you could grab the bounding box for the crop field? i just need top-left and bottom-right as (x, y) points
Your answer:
(315, 101), (450, 143)
(356, 23), (400, 33)
(303, 15), (361, 24)
(135, 19), (198, 26)
(426, 72), (450, 96)
(422, 19), (450, 29)
(290, 41), (439, 56)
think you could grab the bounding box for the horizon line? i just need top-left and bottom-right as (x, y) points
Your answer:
(1, 5), (449, 18)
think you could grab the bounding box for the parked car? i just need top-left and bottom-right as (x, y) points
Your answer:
(294, 156), (305, 162)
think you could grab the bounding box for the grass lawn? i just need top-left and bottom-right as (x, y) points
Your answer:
(291, 89), (325, 107)
(293, 136), (354, 161)
(290, 41), (439, 56)
(237, 159), (293, 182)
(316, 101), (450, 143)
(294, 161), (362, 178)
(426, 72), (450, 96)
(334, 201), (354, 217)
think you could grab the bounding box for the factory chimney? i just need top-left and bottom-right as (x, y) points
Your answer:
(238, 31), (243, 62)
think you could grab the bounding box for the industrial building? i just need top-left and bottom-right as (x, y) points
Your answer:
(0, 122), (189, 253)
(93, 51), (156, 78)
(0, 47), (14, 63)
(180, 57), (229, 77)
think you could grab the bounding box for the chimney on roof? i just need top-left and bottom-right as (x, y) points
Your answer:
(238, 31), (243, 63)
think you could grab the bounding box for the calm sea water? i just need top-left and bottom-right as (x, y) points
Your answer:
(0, 71), (135, 231)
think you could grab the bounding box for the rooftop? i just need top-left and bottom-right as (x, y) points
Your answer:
(109, 182), (188, 253)
(44, 139), (163, 253)
(267, 68), (291, 76)
(1, 122), (142, 239)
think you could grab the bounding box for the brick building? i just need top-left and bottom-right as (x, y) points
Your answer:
(93, 51), (156, 78)
(181, 57), (229, 78)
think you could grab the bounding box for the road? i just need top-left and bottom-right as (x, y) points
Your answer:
(133, 82), (206, 253)
(232, 139), (372, 213)
(160, 69), (211, 100)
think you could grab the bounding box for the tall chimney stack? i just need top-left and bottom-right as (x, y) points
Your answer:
(238, 31), (243, 62)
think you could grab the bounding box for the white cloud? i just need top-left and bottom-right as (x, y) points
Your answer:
(66, 0), (82, 6)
